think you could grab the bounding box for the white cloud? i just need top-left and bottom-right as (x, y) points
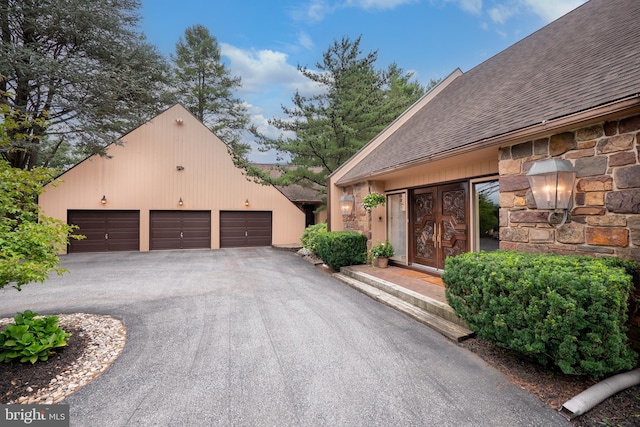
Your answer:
(456, 0), (482, 14)
(488, 4), (516, 24)
(298, 32), (314, 50)
(344, 0), (417, 10)
(295, 0), (416, 22)
(521, 0), (586, 23)
(221, 44), (304, 95)
(293, 0), (335, 22)
(448, 0), (585, 25)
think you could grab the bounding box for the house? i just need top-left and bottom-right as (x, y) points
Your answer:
(39, 104), (306, 253)
(252, 164), (326, 227)
(328, 0), (640, 270)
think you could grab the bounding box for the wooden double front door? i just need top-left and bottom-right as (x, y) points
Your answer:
(411, 182), (469, 270)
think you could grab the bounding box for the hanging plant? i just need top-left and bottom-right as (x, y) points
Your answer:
(362, 192), (386, 212)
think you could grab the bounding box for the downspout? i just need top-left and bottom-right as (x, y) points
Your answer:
(559, 368), (640, 420)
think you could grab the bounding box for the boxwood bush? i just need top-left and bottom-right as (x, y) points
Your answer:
(443, 251), (638, 378)
(315, 231), (367, 271)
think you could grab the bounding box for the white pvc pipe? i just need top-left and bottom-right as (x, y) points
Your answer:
(560, 368), (640, 420)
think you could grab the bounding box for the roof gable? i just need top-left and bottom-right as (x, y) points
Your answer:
(44, 104), (298, 209)
(338, 0), (640, 184)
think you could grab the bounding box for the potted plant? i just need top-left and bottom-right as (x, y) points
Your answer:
(369, 240), (394, 268)
(362, 192), (386, 213)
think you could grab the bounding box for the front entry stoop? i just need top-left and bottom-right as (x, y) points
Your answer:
(334, 267), (474, 342)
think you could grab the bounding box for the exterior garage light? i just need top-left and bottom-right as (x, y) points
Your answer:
(101, 195), (107, 205)
(339, 194), (355, 216)
(175, 118), (183, 125)
(526, 159), (576, 225)
(178, 197), (183, 206)
(244, 199), (250, 207)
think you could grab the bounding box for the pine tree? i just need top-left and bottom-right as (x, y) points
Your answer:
(250, 36), (429, 193)
(171, 24), (251, 157)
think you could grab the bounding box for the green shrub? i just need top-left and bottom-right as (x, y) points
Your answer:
(315, 231), (367, 271)
(443, 251), (638, 378)
(0, 310), (70, 364)
(300, 222), (328, 253)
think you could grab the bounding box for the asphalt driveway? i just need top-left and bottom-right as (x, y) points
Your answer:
(0, 248), (570, 426)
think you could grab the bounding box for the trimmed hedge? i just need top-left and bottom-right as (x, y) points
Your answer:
(443, 251), (638, 378)
(315, 231), (367, 271)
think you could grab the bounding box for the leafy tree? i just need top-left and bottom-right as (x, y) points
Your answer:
(0, 108), (80, 290)
(0, 0), (172, 170)
(171, 24), (251, 157)
(478, 192), (499, 234)
(248, 36), (432, 193)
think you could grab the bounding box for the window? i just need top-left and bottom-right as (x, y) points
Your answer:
(471, 179), (500, 252)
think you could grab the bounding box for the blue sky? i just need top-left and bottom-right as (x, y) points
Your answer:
(139, 0), (587, 162)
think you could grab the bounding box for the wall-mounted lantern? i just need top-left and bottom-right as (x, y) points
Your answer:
(178, 197), (183, 206)
(244, 199), (250, 207)
(101, 195), (107, 205)
(339, 194), (355, 216)
(526, 159), (576, 225)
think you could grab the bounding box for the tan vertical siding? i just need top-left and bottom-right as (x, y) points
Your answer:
(39, 105), (305, 252)
(328, 146), (499, 229)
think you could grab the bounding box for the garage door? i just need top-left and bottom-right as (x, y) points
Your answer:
(150, 211), (211, 250)
(68, 210), (140, 253)
(220, 211), (272, 248)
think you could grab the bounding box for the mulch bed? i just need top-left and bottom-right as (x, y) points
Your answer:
(0, 326), (88, 403)
(460, 337), (640, 426)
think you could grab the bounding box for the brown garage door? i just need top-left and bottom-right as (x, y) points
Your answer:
(220, 211), (272, 248)
(68, 210), (140, 253)
(150, 211), (211, 250)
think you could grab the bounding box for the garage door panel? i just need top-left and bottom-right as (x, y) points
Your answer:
(68, 211), (139, 253)
(150, 211), (211, 250)
(220, 211), (272, 248)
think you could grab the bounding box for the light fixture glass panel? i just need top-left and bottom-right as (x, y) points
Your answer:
(527, 173), (557, 209)
(556, 170), (577, 209)
(339, 195), (354, 216)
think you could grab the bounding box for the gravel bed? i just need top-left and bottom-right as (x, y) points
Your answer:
(0, 313), (126, 404)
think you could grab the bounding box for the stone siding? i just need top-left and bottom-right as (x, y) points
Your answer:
(340, 182), (372, 242)
(499, 113), (640, 262)
(499, 113), (640, 332)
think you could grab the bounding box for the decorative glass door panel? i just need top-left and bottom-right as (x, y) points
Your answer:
(387, 193), (407, 263)
(411, 183), (468, 269)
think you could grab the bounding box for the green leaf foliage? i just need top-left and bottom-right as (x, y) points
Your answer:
(300, 222), (328, 253)
(315, 231), (367, 271)
(443, 251), (638, 378)
(0, 158), (81, 290)
(0, 310), (70, 364)
(1, 0), (172, 170)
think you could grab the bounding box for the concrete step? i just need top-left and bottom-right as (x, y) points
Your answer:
(339, 267), (469, 329)
(333, 272), (474, 343)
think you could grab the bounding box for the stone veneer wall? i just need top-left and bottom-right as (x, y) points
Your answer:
(499, 113), (640, 334)
(498, 113), (639, 261)
(341, 182), (372, 242)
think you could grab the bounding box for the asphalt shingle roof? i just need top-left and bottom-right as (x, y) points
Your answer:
(252, 164), (323, 203)
(337, 0), (640, 184)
